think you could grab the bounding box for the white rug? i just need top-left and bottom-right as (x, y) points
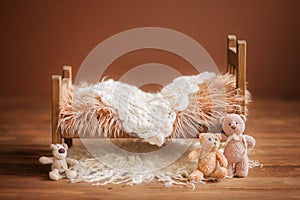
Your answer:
(67, 139), (261, 189)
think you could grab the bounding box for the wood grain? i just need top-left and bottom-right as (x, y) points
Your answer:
(62, 65), (73, 147)
(0, 97), (299, 200)
(51, 75), (62, 144)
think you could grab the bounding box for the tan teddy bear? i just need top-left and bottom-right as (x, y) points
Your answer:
(189, 133), (228, 183)
(220, 114), (256, 177)
(39, 143), (78, 181)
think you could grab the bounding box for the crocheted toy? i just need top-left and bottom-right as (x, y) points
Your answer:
(39, 143), (78, 181)
(188, 133), (228, 183)
(220, 114), (256, 177)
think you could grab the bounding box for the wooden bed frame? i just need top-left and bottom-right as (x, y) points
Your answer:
(51, 35), (246, 146)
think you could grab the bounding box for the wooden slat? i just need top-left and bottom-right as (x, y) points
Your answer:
(227, 35), (237, 73)
(236, 40), (246, 91)
(237, 40), (246, 114)
(227, 35), (237, 48)
(228, 48), (238, 69)
(62, 65), (73, 146)
(51, 75), (62, 144)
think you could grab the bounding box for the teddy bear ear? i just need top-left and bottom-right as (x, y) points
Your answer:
(62, 143), (68, 150)
(219, 116), (225, 124)
(240, 114), (247, 122)
(215, 133), (222, 141)
(50, 144), (56, 150)
(198, 133), (205, 139)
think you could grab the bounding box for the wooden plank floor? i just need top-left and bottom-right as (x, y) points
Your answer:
(0, 96), (299, 200)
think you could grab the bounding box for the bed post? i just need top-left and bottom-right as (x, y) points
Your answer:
(52, 75), (62, 144)
(62, 66), (73, 147)
(227, 35), (237, 74)
(237, 41), (247, 114)
(62, 66), (72, 80)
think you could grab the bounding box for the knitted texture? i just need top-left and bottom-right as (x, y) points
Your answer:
(220, 114), (256, 177)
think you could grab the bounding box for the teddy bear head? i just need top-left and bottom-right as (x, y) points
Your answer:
(219, 114), (246, 136)
(50, 143), (68, 160)
(198, 133), (221, 158)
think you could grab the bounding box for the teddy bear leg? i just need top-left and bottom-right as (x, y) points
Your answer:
(227, 162), (234, 178)
(235, 157), (249, 177)
(211, 167), (227, 179)
(189, 169), (204, 183)
(66, 169), (77, 179)
(49, 169), (62, 181)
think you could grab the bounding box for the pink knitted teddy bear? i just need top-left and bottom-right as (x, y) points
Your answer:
(220, 114), (256, 177)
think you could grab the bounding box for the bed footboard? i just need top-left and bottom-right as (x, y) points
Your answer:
(51, 66), (73, 146)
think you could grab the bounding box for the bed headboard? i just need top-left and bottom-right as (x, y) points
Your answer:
(226, 35), (247, 114)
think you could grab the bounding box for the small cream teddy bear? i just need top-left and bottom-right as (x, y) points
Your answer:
(39, 143), (78, 181)
(189, 133), (228, 183)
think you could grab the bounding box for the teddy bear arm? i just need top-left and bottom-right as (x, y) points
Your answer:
(220, 133), (228, 142)
(188, 148), (201, 161)
(245, 135), (256, 148)
(66, 158), (78, 166)
(39, 156), (54, 164)
(216, 151), (228, 168)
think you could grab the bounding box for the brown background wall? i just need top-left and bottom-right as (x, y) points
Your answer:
(0, 0), (299, 99)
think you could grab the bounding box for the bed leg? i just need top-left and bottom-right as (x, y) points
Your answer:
(52, 75), (62, 144)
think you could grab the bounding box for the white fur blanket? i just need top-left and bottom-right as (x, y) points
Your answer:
(59, 73), (250, 146)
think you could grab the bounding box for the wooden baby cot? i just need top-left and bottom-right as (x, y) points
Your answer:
(51, 35), (247, 146)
